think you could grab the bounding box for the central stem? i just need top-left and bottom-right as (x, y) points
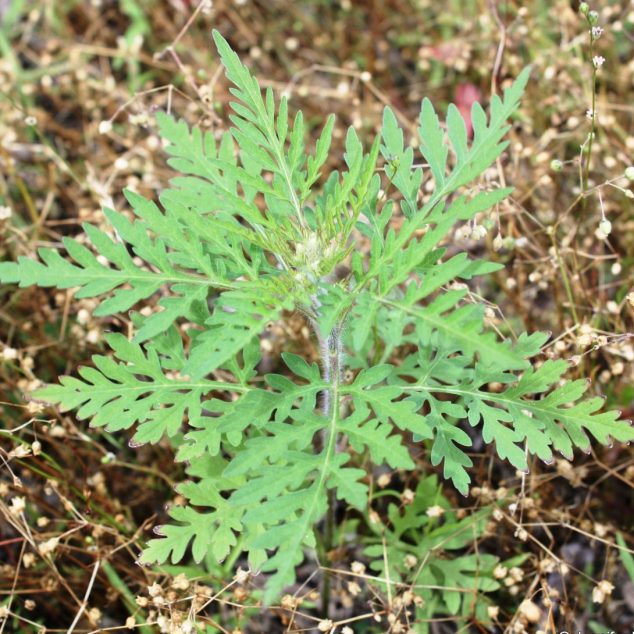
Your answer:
(318, 325), (343, 416)
(313, 318), (343, 618)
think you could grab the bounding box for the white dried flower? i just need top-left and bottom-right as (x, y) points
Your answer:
(454, 224), (471, 241)
(38, 537), (59, 556)
(509, 566), (524, 582)
(285, 37), (299, 51)
(0, 206), (12, 219)
(471, 224), (487, 240)
(134, 595), (148, 607)
(98, 120), (112, 134)
(170, 573), (189, 590)
(347, 580), (361, 596)
(401, 488), (415, 504)
(403, 554), (418, 569)
(156, 615), (169, 633)
(426, 505), (445, 518)
(114, 157), (129, 171)
(599, 218), (612, 235)
(233, 567), (249, 584)
(1, 347), (18, 361)
(181, 621), (195, 634)
(77, 308), (91, 325)
(591, 26), (604, 39)
(86, 328), (100, 344)
(351, 561), (366, 575)
(87, 607), (101, 625)
(519, 599), (541, 623)
(592, 55), (605, 68)
(10, 444), (31, 458)
(594, 225), (609, 240)
(336, 81), (349, 96)
(592, 579), (614, 603)
(147, 582), (162, 597)
(9, 496), (26, 516)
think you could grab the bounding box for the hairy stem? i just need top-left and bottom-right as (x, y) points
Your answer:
(313, 317), (344, 617)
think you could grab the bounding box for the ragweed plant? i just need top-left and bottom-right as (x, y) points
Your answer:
(2, 32), (632, 603)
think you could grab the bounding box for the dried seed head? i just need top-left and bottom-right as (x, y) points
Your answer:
(519, 599), (541, 623)
(592, 579), (614, 603)
(351, 560), (366, 575)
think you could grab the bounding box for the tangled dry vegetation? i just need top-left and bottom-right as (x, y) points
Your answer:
(1, 1), (634, 632)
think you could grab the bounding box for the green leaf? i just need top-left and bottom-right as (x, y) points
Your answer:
(419, 98), (448, 187)
(33, 333), (235, 445)
(397, 355), (634, 492)
(183, 286), (289, 380)
(364, 477), (499, 623)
